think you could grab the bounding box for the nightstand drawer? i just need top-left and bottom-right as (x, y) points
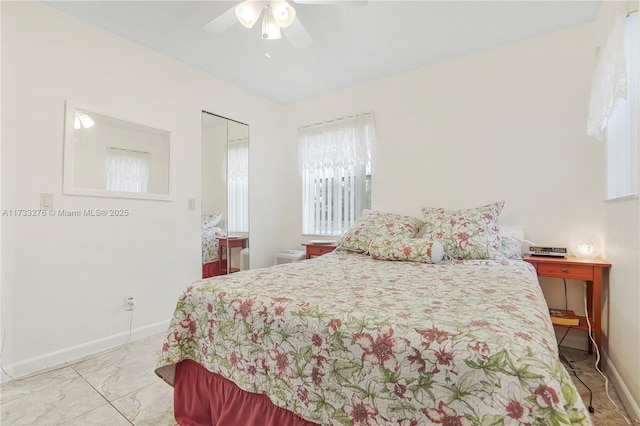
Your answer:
(537, 263), (594, 280)
(309, 245), (335, 256)
(302, 243), (337, 259)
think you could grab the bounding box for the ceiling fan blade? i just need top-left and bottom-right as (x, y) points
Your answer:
(282, 17), (313, 48)
(202, 4), (239, 33)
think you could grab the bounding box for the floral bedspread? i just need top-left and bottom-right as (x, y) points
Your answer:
(202, 226), (225, 264)
(156, 253), (591, 425)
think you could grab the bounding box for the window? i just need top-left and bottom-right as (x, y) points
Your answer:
(606, 11), (638, 200)
(228, 138), (249, 232)
(298, 113), (377, 236)
(105, 147), (150, 193)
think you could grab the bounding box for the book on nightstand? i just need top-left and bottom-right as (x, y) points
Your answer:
(549, 309), (580, 326)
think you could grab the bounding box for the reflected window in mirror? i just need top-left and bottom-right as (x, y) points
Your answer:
(64, 102), (171, 201)
(228, 137), (249, 233)
(106, 147), (151, 193)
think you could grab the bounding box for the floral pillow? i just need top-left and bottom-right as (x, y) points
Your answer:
(369, 237), (444, 263)
(336, 209), (425, 253)
(420, 201), (505, 260)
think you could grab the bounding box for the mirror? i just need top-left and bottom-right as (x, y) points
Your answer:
(201, 112), (249, 278)
(63, 102), (172, 201)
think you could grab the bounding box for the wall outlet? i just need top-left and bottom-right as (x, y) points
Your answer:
(125, 295), (135, 311)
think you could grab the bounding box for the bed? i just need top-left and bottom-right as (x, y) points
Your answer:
(202, 213), (226, 278)
(157, 205), (592, 425)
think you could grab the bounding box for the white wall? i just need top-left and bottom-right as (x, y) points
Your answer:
(282, 23), (603, 248)
(604, 198), (640, 420)
(0, 1), (285, 378)
(0, 0), (4, 374)
(599, 2), (640, 418)
(281, 21), (637, 414)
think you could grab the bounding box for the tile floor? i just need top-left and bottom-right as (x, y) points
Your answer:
(559, 346), (635, 426)
(0, 333), (175, 425)
(0, 336), (634, 425)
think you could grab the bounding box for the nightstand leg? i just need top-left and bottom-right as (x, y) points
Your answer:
(586, 280), (594, 354)
(591, 270), (603, 358)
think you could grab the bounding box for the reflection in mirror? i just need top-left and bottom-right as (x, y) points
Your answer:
(201, 112), (249, 278)
(227, 121), (249, 234)
(63, 102), (171, 200)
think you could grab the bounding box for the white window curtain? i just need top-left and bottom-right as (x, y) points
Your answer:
(228, 138), (249, 232)
(298, 112), (376, 236)
(606, 11), (638, 199)
(105, 147), (150, 193)
(586, 2), (631, 140)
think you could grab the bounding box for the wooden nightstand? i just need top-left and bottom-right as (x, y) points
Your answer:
(218, 237), (248, 274)
(302, 242), (337, 259)
(523, 254), (611, 355)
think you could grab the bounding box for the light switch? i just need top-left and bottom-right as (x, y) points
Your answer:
(40, 193), (54, 208)
(187, 198), (196, 211)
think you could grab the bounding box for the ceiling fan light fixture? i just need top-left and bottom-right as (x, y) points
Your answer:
(235, 1), (263, 29)
(74, 111), (95, 129)
(270, 0), (296, 28)
(262, 10), (282, 40)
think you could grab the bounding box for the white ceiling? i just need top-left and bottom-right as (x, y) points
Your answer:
(44, 1), (600, 104)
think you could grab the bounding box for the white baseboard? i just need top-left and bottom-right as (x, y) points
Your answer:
(1, 319), (169, 383)
(604, 350), (640, 424)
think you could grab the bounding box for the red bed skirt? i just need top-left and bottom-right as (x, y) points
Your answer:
(174, 360), (319, 426)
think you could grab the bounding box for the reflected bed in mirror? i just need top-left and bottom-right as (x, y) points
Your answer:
(63, 101), (172, 201)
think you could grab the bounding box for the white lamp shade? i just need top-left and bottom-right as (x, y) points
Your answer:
(270, 0), (296, 28)
(570, 234), (602, 259)
(235, 1), (263, 29)
(261, 11), (281, 40)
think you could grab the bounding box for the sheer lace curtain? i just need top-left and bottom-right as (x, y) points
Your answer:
(587, 1), (639, 199)
(228, 139), (249, 233)
(586, 1), (635, 140)
(298, 112), (377, 236)
(105, 148), (150, 193)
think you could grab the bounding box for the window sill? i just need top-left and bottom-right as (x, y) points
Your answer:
(604, 194), (639, 202)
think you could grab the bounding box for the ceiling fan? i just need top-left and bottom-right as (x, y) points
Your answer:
(202, 0), (366, 49)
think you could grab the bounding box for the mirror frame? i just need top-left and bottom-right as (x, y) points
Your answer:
(63, 101), (173, 201)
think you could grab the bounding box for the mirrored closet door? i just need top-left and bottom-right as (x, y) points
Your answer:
(201, 112), (249, 278)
